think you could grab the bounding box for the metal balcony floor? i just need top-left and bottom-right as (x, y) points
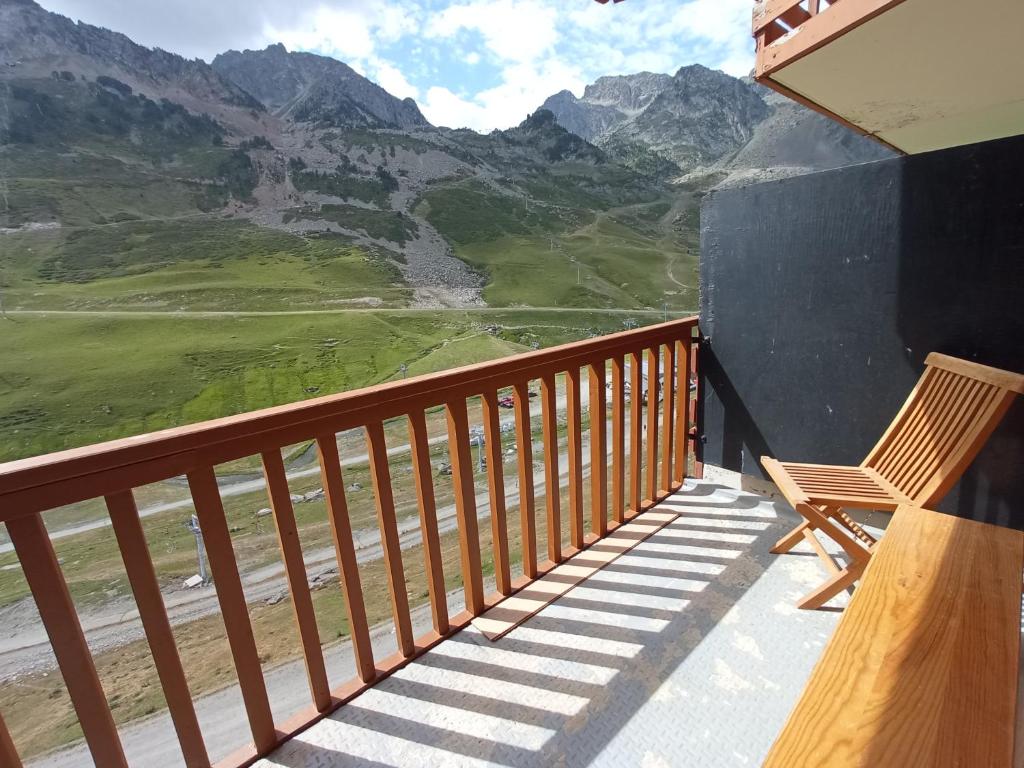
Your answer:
(257, 480), (858, 768)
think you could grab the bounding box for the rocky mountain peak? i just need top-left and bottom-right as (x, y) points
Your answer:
(0, 0), (263, 112)
(540, 62), (892, 179)
(211, 45), (430, 129)
(581, 72), (673, 113)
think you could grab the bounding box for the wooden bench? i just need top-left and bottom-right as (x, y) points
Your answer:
(764, 504), (1023, 767)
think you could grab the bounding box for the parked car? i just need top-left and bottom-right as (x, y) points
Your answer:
(498, 396), (515, 408)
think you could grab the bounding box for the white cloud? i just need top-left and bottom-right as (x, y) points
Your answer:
(263, 2), (418, 67)
(421, 86), (491, 131)
(372, 60), (419, 101)
(421, 53), (587, 130)
(464, 51), (480, 66)
(425, 0), (560, 64)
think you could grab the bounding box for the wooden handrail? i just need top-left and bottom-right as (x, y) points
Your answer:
(0, 317), (699, 768)
(0, 318), (696, 515)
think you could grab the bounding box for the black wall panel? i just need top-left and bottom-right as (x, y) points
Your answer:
(699, 134), (1024, 528)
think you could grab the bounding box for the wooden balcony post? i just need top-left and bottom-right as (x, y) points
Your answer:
(260, 451), (331, 713)
(445, 399), (485, 615)
(513, 380), (538, 579)
(589, 360), (608, 537)
(566, 367), (584, 550)
(365, 421), (415, 657)
(317, 435), (376, 683)
(629, 351), (643, 515)
(407, 410), (449, 635)
(611, 355), (626, 523)
(645, 347), (660, 503)
(187, 466), (276, 754)
(6, 514), (128, 768)
(0, 710), (20, 768)
(107, 490), (210, 764)
(674, 338), (691, 487)
(660, 341), (675, 496)
(482, 390), (512, 596)
(540, 373), (562, 563)
(691, 338), (703, 479)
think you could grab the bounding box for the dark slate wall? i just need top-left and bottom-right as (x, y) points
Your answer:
(699, 134), (1024, 528)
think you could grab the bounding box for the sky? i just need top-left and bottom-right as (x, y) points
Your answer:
(38, 0), (755, 132)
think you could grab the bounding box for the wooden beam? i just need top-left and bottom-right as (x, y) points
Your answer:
(7, 514), (128, 768)
(407, 410), (449, 634)
(188, 466), (276, 754)
(365, 421), (415, 657)
(482, 390), (512, 595)
(566, 367), (584, 550)
(317, 435), (376, 683)
(540, 373), (562, 563)
(513, 380), (538, 579)
(446, 399), (485, 615)
(108, 490), (211, 762)
(589, 361), (608, 537)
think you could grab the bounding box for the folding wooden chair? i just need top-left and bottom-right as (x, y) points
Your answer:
(763, 353), (1024, 609)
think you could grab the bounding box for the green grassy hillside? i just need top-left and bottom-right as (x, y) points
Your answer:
(0, 310), (646, 462)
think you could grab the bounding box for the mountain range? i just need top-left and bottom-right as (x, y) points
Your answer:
(1, 0), (893, 312)
(539, 65), (892, 184)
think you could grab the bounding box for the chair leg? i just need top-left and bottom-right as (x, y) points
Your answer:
(797, 559), (866, 610)
(771, 520), (812, 554)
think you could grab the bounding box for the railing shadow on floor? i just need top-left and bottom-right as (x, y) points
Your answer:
(260, 484), (805, 768)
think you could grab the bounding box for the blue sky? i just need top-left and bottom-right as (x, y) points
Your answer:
(40, 0), (755, 131)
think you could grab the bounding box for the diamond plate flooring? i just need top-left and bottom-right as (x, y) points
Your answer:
(256, 480), (863, 768)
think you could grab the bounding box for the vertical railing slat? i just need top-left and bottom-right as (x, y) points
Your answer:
(407, 410), (450, 635)
(660, 342), (675, 495)
(316, 435), (376, 683)
(261, 451), (331, 713)
(365, 421), (415, 657)
(0, 711), (21, 768)
(691, 338), (703, 479)
(187, 466), (276, 754)
(645, 347), (660, 503)
(674, 338), (690, 487)
(513, 380), (538, 579)
(629, 351), (643, 515)
(482, 391), (512, 596)
(445, 399), (485, 615)
(611, 355), (626, 524)
(107, 490), (211, 765)
(566, 367), (584, 550)
(7, 514), (128, 768)
(540, 373), (562, 563)
(589, 360), (608, 538)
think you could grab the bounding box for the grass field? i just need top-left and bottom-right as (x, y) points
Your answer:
(0, 310), (643, 463)
(1, 219), (410, 311)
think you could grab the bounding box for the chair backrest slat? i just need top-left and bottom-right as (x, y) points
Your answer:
(864, 353), (1023, 505)
(885, 373), (976, 490)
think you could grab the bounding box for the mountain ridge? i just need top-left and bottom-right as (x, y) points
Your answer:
(212, 44), (429, 129)
(540, 64), (893, 181)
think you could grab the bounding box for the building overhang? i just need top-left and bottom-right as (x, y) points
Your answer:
(753, 0), (1024, 154)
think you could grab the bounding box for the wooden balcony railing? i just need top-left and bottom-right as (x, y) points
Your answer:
(0, 317), (700, 768)
(753, 0), (906, 77)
